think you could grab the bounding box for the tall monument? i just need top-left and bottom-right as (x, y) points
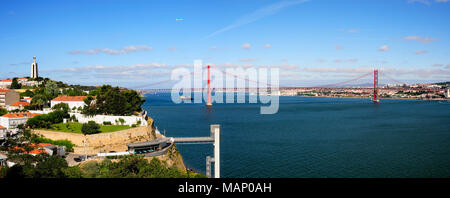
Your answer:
(31, 56), (38, 79)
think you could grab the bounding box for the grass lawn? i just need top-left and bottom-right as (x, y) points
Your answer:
(41, 122), (133, 134)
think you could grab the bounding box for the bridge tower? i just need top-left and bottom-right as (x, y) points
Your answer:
(373, 69), (379, 103)
(206, 65), (212, 107)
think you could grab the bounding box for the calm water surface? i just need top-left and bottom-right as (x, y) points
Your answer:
(143, 93), (450, 178)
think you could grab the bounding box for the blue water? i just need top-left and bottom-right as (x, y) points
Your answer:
(143, 93), (450, 178)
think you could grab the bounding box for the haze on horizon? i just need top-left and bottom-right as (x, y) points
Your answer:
(0, 0), (449, 88)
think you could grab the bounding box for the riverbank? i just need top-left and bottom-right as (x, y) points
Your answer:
(296, 95), (450, 101)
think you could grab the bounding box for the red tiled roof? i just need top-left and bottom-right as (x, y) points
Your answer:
(1, 79), (12, 82)
(51, 96), (87, 102)
(9, 101), (30, 107)
(2, 112), (41, 118)
(0, 125), (5, 129)
(0, 89), (10, 93)
(12, 143), (53, 155)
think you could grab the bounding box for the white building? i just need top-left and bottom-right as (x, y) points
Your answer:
(445, 89), (450, 98)
(69, 113), (147, 127)
(0, 112), (41, 129)
(6, 101), (30, 111)
(23, 97), (32, 103)
(0, 125), (6, 139)
(0, 79), (12, 88)
(51, 96), (87, 110)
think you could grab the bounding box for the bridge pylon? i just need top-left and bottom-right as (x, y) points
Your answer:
(373, 69), (379, 103)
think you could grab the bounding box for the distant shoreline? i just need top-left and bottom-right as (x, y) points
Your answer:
(296, 95), (450, 101)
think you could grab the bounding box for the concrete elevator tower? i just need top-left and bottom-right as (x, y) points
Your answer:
(31, 56), (39, 79)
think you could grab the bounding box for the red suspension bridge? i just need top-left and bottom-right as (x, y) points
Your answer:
(132, 65), (445, 104)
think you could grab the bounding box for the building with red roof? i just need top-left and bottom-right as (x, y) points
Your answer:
(6, 101), (30, 111)
(0, 79), (12, 88)
(0, 112), (41, 129)
(51, 96), (87, 111)
(11, 143), (61, 156)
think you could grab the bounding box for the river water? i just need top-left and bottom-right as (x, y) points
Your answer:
(143, 93), (450, 178)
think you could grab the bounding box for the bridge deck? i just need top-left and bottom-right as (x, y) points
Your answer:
(173, 137), (214, 143)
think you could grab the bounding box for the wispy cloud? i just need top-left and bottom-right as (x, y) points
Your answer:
(241, 43), (251, 50)
(303, 67), (450, 78)
(238, 58), (259, 62)
(333, 58), (358, 63)
(9, 61), (30, 66)
(378, 45), (390, 52)
(404, 35), (439, 43)
(408, 0), (431, 5)
(205, 0), (308, 38)
(415, 50), (428, 55)
(69, 45), (152, 55)
(264, 44), (271, 49)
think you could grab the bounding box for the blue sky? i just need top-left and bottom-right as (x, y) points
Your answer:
(1, 0), (449, 88)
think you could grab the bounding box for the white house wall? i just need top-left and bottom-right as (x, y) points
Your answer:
(69, 113), (147, 127)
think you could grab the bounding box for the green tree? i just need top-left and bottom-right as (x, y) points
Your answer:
(0, 108), (7, 116)
(30, 94), (48, 110)
(52, 102), (69, 112)
(10, 78), (22, 89)
(44, 80), (59, 99)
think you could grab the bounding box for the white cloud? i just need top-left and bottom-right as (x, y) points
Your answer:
(264, 44), (271, 49)
(333, 59), (358, 63)
(238, 58), (259, 62)
(415, 50), (428, 55)
(241, 43), (251, 50)
(408, 0), (431, 5)
(69, 45), (152, 55)
(378, 45), (390, 52)
(404, 35), (439, 43)
(175, 18), (184, 21)
(205, 0), (309, 38)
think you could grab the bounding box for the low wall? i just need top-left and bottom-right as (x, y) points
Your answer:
(69, 113), (147, 127)
(32, 125), (156, 155)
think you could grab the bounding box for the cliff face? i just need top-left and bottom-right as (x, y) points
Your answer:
(32, 126), (155, 154)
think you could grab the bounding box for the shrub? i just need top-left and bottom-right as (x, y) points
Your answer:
(103, 121), (112, 125)
(81, 121), (100, 135)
